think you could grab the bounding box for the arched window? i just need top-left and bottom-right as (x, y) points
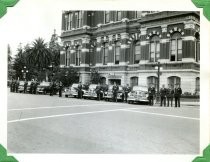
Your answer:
(103, 43), (109, 65)
(167, 76), (181, 89)
(150, 35), (160, 62)
(195, 32), (200, 62)
(147, 76), (158, 90)
(170, 32), (182, 61)
(130, 77), (138, 87)
(115, 41), (120, 64)
(76, 45), (81, 66)
(195, 77), (200, 93)
(134, 41), (141, 64)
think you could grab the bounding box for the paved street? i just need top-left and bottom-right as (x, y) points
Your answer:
(7, 91), (199, 154)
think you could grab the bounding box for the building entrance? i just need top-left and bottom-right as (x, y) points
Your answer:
(108, 79), (121, 85)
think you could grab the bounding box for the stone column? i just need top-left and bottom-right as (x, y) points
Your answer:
(70, 47), (76, 66)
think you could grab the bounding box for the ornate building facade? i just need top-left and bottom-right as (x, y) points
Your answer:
(60, 11), (200, 94)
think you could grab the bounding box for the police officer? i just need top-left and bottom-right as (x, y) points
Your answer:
(166, 84), (174, 107)
(15, 80), (19, 93)
(50, 81), (54, 96)
(148, 83), (156, 106)
(58, 81), (63, 97)
(112, 82), (119, 102)
(24, 80), (28, 93)
(96, 83), (102, 101)
(33, 79), (38, 94)
(123, 84), (131, 102)
(30, 80), (34, 94)
(160, 84), (167, 107)
(174, 84), (182, 107)
(77, 82), (83, 99)
(10, 79), (14, 92)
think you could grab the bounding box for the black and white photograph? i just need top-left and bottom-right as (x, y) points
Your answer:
(1, 0), (210, 162)
(6, 10), (200, 154)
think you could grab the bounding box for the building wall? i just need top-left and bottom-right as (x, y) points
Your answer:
(60, 11), (200, 94)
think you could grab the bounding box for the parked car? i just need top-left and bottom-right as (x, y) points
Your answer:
(26, 81), (32, 93)
(104, 85), (124, 101)
(64, 83), (80, 98)
(18, 81), (25, 93)
(36, 82), (51, 94)
(127, 86), (149, 104)
(83, 84), (98, 99)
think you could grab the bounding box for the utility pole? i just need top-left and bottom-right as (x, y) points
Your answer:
(155, 62), (162, 102)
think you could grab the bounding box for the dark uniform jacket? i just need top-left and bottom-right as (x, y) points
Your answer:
(160, 88), (167, 97)
(78, 84), (82, 91)
(148, 87), (156, 97)
(174, 87), (182, 97)
(95, 85), (102, 94)
(123, 86), (131, 93)
(112, 85), (119, 94)
(166, 88), (174, 98)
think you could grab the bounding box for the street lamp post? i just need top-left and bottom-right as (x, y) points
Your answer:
(21, 66), (28, 81)
(155, 62), (163, 102)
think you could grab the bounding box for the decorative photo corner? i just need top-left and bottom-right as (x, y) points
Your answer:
(0, 0), (209, 161)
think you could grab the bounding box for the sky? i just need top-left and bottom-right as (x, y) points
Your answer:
(0, 0), (198, 56)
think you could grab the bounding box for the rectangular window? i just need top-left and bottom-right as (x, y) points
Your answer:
(170, 39), (182, 61)
(103, 43), (109, 65)
(65, 14), (69, 30)
(196, 41), (200, 62)
(136, 11), (142, 18)
(150, 42), (160, 62)
(69, 13), (73, 30)
(115, 43), (120, 64)
(150, 42), (155, 62)
(105, 11), (110, 23)
(116, 11), (122, 21)
(75, 12), (79, 28)
(177, 39), (182, 61)
(134, 44), (141, 64)
(170, 40), (176, 61)
(79, 11), (83, 27)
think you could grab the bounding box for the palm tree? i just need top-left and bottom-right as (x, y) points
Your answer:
(27, 38), (52, 71)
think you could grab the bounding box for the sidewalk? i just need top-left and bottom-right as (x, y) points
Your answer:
(181, 101), (200, 106)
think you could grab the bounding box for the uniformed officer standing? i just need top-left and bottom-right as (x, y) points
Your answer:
(30, 80), (34, 94)
(10, 79), (14, 92)
(33, 80), (38, 94)
(174, 84), (182, 107)
(123, 84), (131, 102)
(112, 82), (119, 102)
(148, 83), (156, 106)
(166, 84), (174, 107)
(77, 82), (83, 99)
(96, 83), (102, 101)
(160, 84), (167, 107)
(15, 80), (19, 93)
(50, 81), (54, 96)
(58, 81), (63, 97)
(23, 80), (28, 93)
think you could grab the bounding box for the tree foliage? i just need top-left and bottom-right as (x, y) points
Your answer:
(90, 70), (103, 84)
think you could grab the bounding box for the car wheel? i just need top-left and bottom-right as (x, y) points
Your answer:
(65, 95), (68, 98)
